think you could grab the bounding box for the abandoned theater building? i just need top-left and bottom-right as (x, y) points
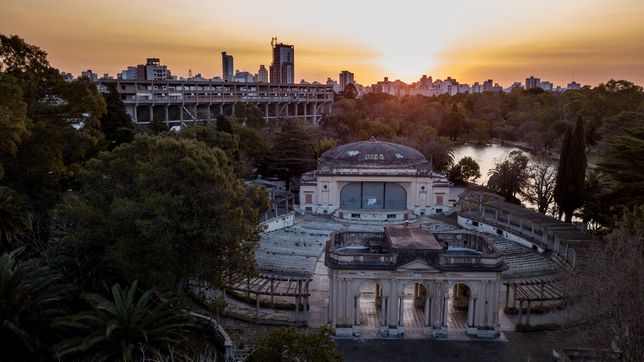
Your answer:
(298, 138), (453, 221)
(296, 139), (505, 338)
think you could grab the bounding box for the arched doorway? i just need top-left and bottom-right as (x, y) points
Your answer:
(448, 283), (471, 331)
(402, 282), (427, 335)
(357, 280), (382, 336)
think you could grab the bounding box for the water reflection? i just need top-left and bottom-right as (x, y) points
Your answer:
(452, 144), (530, 185)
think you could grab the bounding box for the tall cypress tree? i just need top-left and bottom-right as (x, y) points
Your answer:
(554, 117), (587, 222)
(100, 83), (134, 150)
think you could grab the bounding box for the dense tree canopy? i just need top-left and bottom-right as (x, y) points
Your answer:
(52, 135), (268, 290)
(259, 118), (317, 187)
(0, 34), (106, 219)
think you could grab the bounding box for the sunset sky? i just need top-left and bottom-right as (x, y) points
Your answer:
(2, 0), (643, 86)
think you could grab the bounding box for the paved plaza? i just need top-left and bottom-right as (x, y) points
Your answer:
(336, 331), (561, 362)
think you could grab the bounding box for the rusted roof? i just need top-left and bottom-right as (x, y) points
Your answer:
(385, 225), (443, 250)
(319, 138), (427, 166)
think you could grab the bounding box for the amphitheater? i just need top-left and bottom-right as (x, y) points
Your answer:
(224, 208), (567, 336)
(221, 140), (587, 344)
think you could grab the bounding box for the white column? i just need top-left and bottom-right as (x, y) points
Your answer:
(467, 296), (475, 326)
(355, 295), (360, 326)
(398, 295), (404, 326)
(329, 275), (335, 325)
(442, 293), (448, 327)
(380, 294), (386, 326)
(424, 291), (431, 326)
(388, 280), (398, 326)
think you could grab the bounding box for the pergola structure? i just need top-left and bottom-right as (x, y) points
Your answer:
(224, 273), (311, 325)
(504, 276), (567, 326)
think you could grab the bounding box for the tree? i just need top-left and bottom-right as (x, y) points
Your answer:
(449, 156), (481, 185)
(259, 118), (317, 188)
(250, 326), (341, 362)
(234, 103), (265, 128)
(520, 157), (557, 214)
(563, 207), (644, 361)
(149, 117), (169, 134)
(0, 253), (73, 362)
(554, 117), (587, 222)
(598, 124), (644, 215)
(313, 137), (337, 159)
(341, 83), (358, 99)
(581, 170), (612, 229)
(0, 34), (106, 219)
(99, 83), (134, 150)
(216, 114), (234, 134)
(54, 281), (194, 361)
(0, 186), (33, 253)
(0, 73), (30, 179)
(487, 150), (529, 203)
(440, 103), (466, 140)
(53, 134), (269, 290)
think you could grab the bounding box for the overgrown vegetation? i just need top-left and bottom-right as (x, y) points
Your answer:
(0, 33), (643, 360)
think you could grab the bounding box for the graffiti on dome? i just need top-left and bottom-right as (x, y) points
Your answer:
(366, 198), (378, 206)
(394, 152), (404, 159)
(364, 154), (385, 160)
(347, 150), (361, 157)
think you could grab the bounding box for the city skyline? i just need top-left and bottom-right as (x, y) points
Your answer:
(1, 0), (644, 86)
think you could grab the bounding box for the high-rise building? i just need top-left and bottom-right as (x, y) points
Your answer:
(257, 65), (269, 83)
(339, 70), (355, 91)
(139, 58), (171, 81)
(234, 70), (254, 83)
(326, 78), (341, 93)
(539, 81), (553, 92)
(483, 79), (494, 91)
(118, 58), (172, 81)
(222, 52), (234, 81)
(269, 38), (294, 84)
(81, 69), (99, 81)
(525, 76), (541, 89)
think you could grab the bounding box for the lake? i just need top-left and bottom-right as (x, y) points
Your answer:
(452, 144), (530, 185)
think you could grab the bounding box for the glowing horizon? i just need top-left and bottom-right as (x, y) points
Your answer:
(1, 0), (643, 87)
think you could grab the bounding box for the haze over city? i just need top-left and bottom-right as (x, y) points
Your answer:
(2, 0), (644, 86)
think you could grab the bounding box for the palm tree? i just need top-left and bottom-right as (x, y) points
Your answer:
(0, 253), (72, 362)
(54, 281), (194, 362)
(0, 186), (33, 253)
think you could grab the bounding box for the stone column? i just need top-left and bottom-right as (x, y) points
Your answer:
(328, 275), (334, 325)
(424, 292), (431, 326)
(380, 295), (386, 326)
(467, 296), (475, 326)
(442, 294), (448, 327)
(388, 280), (397, 327)
(355, 295), (360, 326)
(398, 295), (404, 326)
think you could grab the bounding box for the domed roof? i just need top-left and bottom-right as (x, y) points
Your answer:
(319, 138), (427, 166)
